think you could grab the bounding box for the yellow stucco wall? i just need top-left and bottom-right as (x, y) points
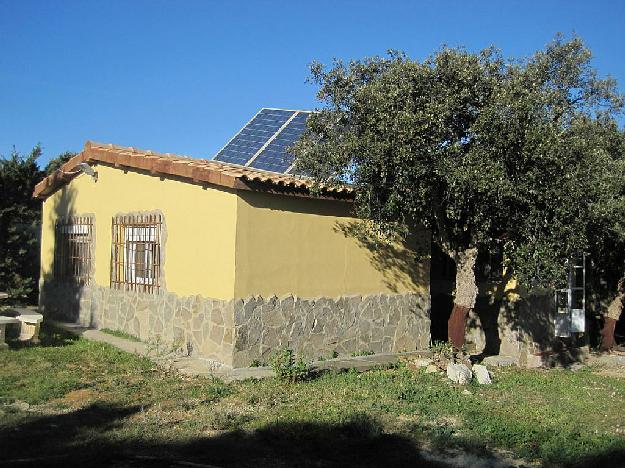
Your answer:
(41, 164), (430, 301)
(40, 164), (238, 299)
(234, 191), (430, 298)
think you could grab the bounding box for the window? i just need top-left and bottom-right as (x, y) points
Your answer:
(555, 254), (586, 337)
(54, 216), (94, 284)
(111, 213), (162, 293)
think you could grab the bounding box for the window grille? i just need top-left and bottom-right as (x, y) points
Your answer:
(54, 216), (94, 284)
(111, 213), (162, 293)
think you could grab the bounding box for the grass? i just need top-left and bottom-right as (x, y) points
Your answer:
(1, 324), (625, 467)
(100, 327), (142, 342)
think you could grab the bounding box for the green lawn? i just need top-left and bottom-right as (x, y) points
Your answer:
(1, 324), (625, 467)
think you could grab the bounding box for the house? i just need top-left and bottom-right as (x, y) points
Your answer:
(33, 109), (431, 367)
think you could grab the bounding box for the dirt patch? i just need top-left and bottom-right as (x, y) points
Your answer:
(53, 388), (101, 407)
(594, 367), (625, 379)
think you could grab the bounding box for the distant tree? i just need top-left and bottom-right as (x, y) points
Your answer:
(294, 36), (625, 350)
(44, 150), (76, 174)
(0, 146), (45, 301)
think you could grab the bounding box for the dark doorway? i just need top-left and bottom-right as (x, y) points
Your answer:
(429, 243), (455, 343)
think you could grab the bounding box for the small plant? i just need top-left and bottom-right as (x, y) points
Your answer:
(431, 341), (454, 360)
(351, 350), (375, 357)
(250, 359), (265, 368)
(101, 328), (141, 342)
(331, 350), (339, 359)
(146, 335), (168, 357)
(270, 347), (311, 382)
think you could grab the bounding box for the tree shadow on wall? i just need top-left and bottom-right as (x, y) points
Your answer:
(490, 281), (588, 367)
(39, 181), (96, 327)
(428, 243), (509, 352)
(333, 220), (430, 294)
(430, 244), (586, 366)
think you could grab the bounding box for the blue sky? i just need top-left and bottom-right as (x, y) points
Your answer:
(1, 0), (624, 167)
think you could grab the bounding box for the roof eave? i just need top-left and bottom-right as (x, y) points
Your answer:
(32, 141), (353, 201)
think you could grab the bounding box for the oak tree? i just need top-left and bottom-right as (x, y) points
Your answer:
(294, 36), (625, 349)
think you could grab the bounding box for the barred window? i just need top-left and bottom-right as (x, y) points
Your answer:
(111, 213), (162, 293)
(54, 216), (94, 284)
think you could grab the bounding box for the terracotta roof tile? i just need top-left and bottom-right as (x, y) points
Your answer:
(33, 141), (352, 201)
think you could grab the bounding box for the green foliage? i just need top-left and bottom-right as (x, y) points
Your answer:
(0, 146), (45, 301)
(0, 146), (79, 302)
(270, 347), (311, 382)
(294, 35), (625, 288)
(100, 328), (142, 343)
(430, 340), (454, 360)
(44, 151), (76, 175)
(2, 324), (625, 465)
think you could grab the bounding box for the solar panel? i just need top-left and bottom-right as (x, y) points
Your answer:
(249, 112), (309, 173)
(214, 109), (295, 165)
(213, 108), (310, 173)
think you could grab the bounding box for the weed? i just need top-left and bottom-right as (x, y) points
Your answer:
(3, 323), (625, 467)
(270, 347), (311, 382)
(206, 408), (251, 430)
(101, 328), (141, 342)
(430, 340), (454, 360)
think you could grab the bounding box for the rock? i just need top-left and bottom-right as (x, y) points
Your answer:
(446, 363), (472, 384)
(482, 355), (517, 367)
(11, 400), (29, 411)
(462, 389), (472, 395)
(524, 354), (543, 369)
(425, 364), (439, 374)
(407, 358), (433, 370)
(472, 364), (492, 384)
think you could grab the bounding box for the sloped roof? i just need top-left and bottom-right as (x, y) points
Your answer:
(32, 141), (352, 200)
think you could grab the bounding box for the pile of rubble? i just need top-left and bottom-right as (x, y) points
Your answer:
(406, 350), (493, 385)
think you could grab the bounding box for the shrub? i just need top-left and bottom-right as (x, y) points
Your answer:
(270, 347), (311, 382)
(431, 341), (454, 360)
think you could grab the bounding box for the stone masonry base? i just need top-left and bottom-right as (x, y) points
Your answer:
(40, 281), (431, 368)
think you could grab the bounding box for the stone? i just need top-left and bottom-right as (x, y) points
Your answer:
(262, 306), (284, 327)
(524, 354), (544, 369)
(462, 389), (472, 395)
(41, 281), (432, 370)
(192, 312), (204, 331)
(209, 325), (225, 346)
(472, 364), (492, 384)
(11, 400), (30, 411)
(425, 364), (439, 374)
(447, 363), (472, 384)
(482, 355), (518, 367)
(211, 307), (224, 326)
(407, 358), (433, 370)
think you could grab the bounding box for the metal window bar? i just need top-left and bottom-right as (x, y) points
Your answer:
(53, 216), (93, 284)
(110, 213), (162, 294)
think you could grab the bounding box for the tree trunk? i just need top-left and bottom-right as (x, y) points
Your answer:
(600, 279), (624, 351)
(448, 247), (478, 350)
(600, 317), (617, 351)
